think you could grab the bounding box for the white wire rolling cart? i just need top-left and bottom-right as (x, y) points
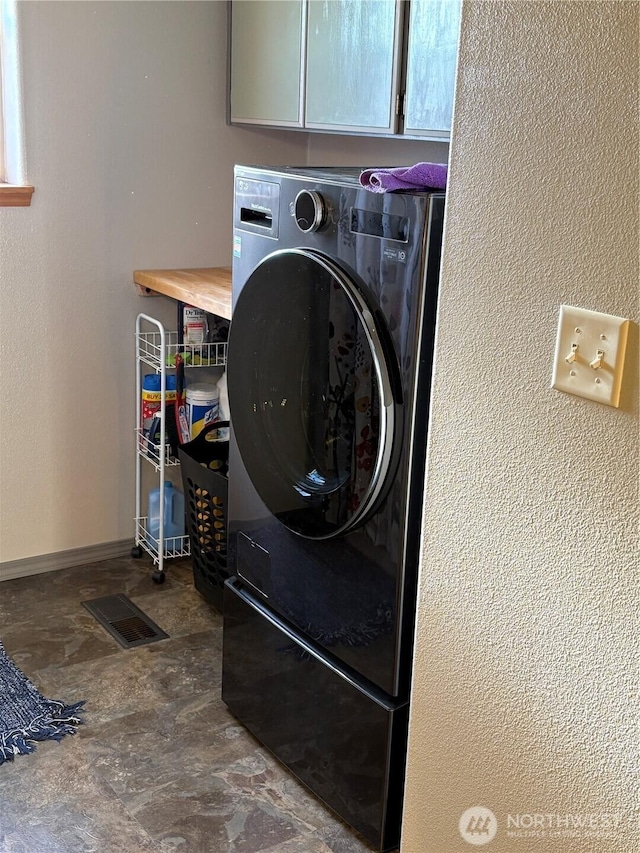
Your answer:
(132, 313), (227, 583)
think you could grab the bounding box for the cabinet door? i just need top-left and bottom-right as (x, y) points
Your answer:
(403, 0), (461, 137)
(230, 0), (305, 126)
(305, 0), (402, 133)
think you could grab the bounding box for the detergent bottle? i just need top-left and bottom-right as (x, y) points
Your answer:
(146, 482), (185, 554)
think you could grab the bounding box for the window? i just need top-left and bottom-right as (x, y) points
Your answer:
(0, 0), (33, 206)
(0, 12), (4, 173)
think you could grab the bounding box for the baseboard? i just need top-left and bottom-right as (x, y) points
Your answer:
(0, 539), (132, 582)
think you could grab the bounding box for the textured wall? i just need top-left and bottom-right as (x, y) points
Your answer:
(402, 2), (639, 852)
(0, 1), (307, 564)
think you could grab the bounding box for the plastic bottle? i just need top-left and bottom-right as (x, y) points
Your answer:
(186, 382), (219, 439)
(146, 482), (185, 554)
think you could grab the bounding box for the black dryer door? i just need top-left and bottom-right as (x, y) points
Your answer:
(227, 248), (397, 539)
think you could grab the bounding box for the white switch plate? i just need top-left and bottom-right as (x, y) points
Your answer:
(552, 305), (630, 407)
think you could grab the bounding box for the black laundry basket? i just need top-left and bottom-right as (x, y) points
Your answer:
(178, 422), (229, 611)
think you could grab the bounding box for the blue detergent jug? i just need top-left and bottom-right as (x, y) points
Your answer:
(146, 482), (185, 554)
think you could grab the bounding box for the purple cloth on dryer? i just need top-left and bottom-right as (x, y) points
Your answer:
(359, 162), (448, 192)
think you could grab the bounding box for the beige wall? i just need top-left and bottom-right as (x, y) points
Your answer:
(0, 0), (451, 571)
(402, 2), (639, 852)
(0, 0), (307, 566)
(307, 131), (448, 168)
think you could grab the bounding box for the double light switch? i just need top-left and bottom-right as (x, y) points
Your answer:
(552, 305), (630, 408)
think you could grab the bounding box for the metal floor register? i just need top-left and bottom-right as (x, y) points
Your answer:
(82, 594), (169, 649)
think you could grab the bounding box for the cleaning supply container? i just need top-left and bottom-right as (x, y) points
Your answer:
(186, 383), (219, 439)
(141, 374), (177, 439)
(146, 482), (185, 555)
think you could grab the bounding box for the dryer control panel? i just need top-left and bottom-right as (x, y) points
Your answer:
(235, 177), (280, 239)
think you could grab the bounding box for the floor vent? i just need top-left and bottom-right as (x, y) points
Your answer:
(82, 594), (169, 649)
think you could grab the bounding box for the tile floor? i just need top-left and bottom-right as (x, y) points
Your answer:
(0, 556), (375, 853)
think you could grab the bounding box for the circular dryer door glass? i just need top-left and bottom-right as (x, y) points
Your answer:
(227, 248), (396, 539)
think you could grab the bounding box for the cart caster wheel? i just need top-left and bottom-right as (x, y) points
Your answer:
(131, 546), (143, 558)
(152, 570), (166, 584)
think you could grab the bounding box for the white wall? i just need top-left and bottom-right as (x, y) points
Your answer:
(0, 0), (307, 566)
(402, 2), (639, 851)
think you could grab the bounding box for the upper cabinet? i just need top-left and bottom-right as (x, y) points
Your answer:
(229, 0), (461, 140)
(305, 0), (401, 134)
(230, 0), (305, 127)
(403, 0), (462, 137)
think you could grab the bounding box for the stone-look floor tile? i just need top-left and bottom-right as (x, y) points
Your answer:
(260, 830), (373, 853)
(84, 699), (308, 850)
(83, 689), (235, 752)
(256, 779), (374, 852)
(129, 583), (221, 639)
(0, 556), (193, 626)
(31, 629), (223, 727)
(153, 797), (303, 852)
(0, 558), (381, 853)
(83, 698), (245, 803)
(259, 836), (336, 853)
(2, 564), (216, 673)
(0, 737), (159, 853)
(315, 824), (378, 853)
(1, 608), (121, 672)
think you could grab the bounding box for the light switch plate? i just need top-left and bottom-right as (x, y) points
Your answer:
(552, 305), (630, 407)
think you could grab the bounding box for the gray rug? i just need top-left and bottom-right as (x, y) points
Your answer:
(0, 640), (84, 765)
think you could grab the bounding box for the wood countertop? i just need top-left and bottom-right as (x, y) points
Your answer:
(134, 267), (232, 320)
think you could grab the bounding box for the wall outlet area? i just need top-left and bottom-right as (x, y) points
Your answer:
(552, 305), (630, 408)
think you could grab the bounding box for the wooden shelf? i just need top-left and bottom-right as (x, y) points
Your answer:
(133, 267), (232, 320)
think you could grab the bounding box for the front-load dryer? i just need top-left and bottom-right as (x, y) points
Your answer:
(222, 165), (445, 851)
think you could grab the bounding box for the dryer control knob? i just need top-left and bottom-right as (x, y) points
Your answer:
(294, 190), (326, 233)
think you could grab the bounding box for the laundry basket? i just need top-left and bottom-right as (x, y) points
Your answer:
(178, 421), (229, 610)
